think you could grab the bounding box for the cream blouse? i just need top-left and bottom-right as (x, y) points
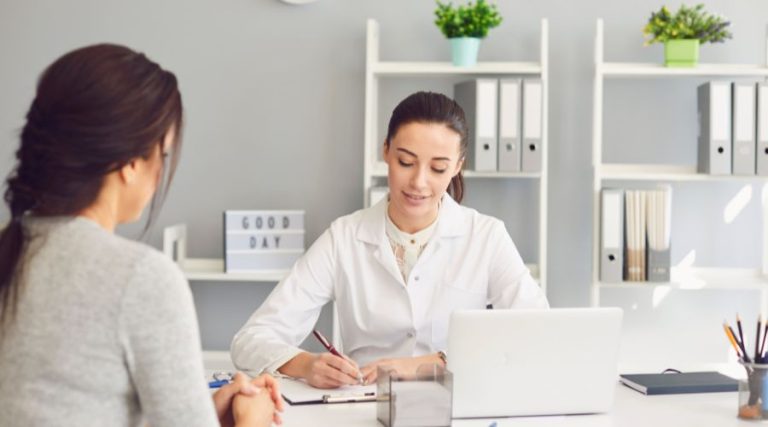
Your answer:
(384, 208), (438, 283)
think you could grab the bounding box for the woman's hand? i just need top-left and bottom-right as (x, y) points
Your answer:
(212, 372), (261, 427)
(279, 352), (362, 389)
(360, 353), (443, 385)
(250, 374), (285, 425)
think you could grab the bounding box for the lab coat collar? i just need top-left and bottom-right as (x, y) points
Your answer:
(356, 193), (467, 245)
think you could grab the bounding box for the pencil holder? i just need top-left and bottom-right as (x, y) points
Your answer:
(738, 362), (768, 420)
(376, 363), (452, 427)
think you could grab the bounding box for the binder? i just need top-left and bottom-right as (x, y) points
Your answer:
(454, 79), (498, 171)
(497, 78), (522, 172)
(646, 186), (672, 282)
(521, 79), (543, 172)
(697, 81), (732, 175)
(600, 188), (624, 283)
(731, 82), (756, 175)
(624, 191), (647, 281)
(757, 83), (768, 176)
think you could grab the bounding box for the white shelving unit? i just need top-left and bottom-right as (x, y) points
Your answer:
(590, 19), (768, 309)
(163, 224), (289, 284)
(363, 18), (550, 291)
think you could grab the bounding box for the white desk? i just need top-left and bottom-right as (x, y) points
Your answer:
(278, 383), (751, 427)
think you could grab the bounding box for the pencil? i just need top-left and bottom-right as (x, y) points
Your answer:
(760, 322), (768, 362)
(756, 317), (762, 362)
(723, 323), (742, 359)
(736, 315), (752, 363)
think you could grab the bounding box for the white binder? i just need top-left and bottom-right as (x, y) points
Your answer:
(454, 79), (498, 171)
(732, 82), (756, 175)
(498, 79), (522, 172)
(521, 79), (543, 172)
(697, 81), (732, 175)
(757, 83), (768, 176)
(600, 188), (624, 283)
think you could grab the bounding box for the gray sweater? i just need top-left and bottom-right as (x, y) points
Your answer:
(0, 216), (218, 427)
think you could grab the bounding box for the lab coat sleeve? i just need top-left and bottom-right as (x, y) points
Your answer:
(230, 228), (337, 376)
(487, 220), (549, 309)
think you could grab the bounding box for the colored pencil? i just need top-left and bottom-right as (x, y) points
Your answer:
(723, 323), (742, 359)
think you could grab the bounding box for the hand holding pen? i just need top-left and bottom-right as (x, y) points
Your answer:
(307, 329), (365, 388)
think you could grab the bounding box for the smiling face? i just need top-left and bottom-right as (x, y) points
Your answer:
(383, 121), (464, 233)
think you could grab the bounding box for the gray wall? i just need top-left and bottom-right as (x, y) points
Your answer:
(1, 0), (766, 364)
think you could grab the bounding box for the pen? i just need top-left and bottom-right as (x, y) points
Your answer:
(208, 379), (230, 389)
(322, 392), (376, 403)
(312, 329), (364, 385)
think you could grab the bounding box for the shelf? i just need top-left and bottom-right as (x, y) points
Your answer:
(600, 62), (768, 78)
(599, 164), (768, 182)
(181, 258), (288, 282)
(370, 163), (541, 179)
(371, 61), (542, 76)
(598, 267), (768, 290)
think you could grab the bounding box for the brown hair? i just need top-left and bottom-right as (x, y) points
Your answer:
(384, 91), (468, 203)
(0, 43), (183, 325)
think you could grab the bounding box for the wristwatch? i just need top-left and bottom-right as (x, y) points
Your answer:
(437, 350), (448, 366)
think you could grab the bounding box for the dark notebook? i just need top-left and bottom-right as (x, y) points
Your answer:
(619, 371), (739, 395)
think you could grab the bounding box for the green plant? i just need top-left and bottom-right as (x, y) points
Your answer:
(434, 0), (503, 39)
(643, 4), (732, 46)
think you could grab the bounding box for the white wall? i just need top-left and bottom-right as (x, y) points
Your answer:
(1, 0), (766, 362)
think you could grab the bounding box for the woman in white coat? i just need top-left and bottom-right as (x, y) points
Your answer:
(231, 91), (549, 388)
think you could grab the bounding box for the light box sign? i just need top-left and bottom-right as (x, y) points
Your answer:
(224, 210), (305, 273)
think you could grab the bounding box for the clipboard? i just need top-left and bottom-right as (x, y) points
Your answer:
(279, 377), (377, 405)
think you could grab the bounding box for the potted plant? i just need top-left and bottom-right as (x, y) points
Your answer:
(643, 4), (732, 68)
(434, 0), (503, 67)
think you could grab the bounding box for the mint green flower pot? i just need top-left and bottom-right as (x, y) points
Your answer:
(450, 37), (481, 67)
(664, 39), (700, 68)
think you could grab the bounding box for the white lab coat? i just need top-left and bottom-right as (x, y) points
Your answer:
(230, 195), (548, 375)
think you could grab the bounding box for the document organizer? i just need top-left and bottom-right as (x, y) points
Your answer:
(376, 364), (452, 427)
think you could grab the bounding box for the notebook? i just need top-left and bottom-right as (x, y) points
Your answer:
(619, 371), (739, 395)
(448, 307), (623, 418)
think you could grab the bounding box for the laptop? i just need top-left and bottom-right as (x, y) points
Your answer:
(447, 307), (623, 418)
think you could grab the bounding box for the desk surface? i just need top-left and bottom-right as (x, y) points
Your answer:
(278, 383), (751, 427)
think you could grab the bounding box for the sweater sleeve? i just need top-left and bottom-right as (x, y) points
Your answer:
(118, 251), (218, 427)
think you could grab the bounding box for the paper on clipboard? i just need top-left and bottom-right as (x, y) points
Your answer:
(279, 377), (377, 405)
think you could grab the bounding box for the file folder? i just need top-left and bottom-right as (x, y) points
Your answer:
(454, 79), (498, 171)
(600, 188), (624, 283)
(646, 186), (672, 282)
(697, 81), (732, 175)
(498, 79), (522, 172)
(757, 83), (768, 176)
(521, 79), (543, 172)
(731, 82), (756, 175)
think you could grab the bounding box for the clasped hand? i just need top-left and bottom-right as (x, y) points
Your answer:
(213, 372), (285, 427)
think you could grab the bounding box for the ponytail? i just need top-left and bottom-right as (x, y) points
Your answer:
(0, 180), (36, 327)
(448, 171), (465, 203)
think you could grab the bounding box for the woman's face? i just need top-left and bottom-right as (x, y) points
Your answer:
(119, 127), (174, 224)
(383, 122), (463, 232)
